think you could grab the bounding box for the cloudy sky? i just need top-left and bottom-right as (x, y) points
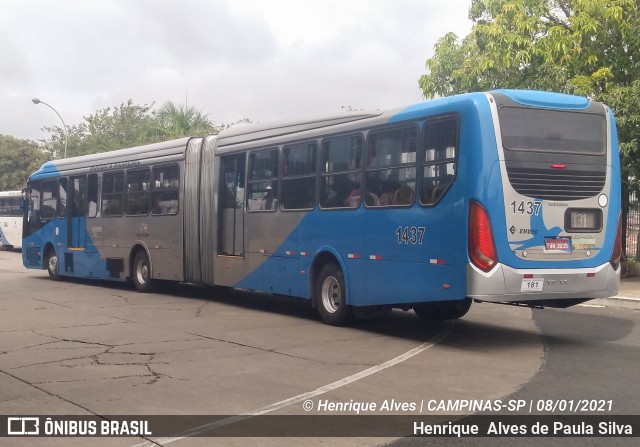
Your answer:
(2, 0), (472, 141)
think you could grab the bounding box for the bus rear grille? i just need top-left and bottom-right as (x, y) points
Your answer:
(506, 167), (606, 201)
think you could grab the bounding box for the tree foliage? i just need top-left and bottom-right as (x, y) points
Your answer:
(0, 135), (47, 190)
(43, 100), (160, 158)
(154, 101), (221, 139)
(419, 0), (640, 188)
(42, 100), (222, 158)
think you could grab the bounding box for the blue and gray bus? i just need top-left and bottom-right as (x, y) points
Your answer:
(22, 90), (622, 325)
(1, 190), (23, 250)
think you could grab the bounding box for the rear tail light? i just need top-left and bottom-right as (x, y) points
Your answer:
(610, 214), (622, 270)
(469, 201), (498, 272)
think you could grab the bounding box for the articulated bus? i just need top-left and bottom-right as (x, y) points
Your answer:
(1, 190), (23, 250)
(22, 90), (622, 325)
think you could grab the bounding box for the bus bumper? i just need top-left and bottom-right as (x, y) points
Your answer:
(466, 262), (620, 307)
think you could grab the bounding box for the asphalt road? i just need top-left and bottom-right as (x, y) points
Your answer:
(0, 249), (638, 446)
(390, 303), (640, 447)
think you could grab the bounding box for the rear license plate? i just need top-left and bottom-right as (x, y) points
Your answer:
(544, 237), (571, 253)
(521, 278), (544, 292)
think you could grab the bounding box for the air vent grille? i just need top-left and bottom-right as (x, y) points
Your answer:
(506, 166), (605, 201)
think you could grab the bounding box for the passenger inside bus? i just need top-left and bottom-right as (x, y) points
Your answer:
(396, 184), (415, 205)
(260, 185), (276, 210)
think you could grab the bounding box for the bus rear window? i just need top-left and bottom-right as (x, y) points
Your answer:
(499, 107), (605, 155)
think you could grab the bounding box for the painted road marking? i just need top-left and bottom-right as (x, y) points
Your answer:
(132, 320), (455, 445)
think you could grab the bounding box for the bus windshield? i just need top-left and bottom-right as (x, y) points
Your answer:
(499, 107), (606, 155)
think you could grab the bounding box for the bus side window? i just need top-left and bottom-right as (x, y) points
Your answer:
(152, 164), (179, 215)
(365, 127), (417, 207)
(320, 134), (363, 209)
(101, 172), (125, 216)
(87, 174), (98, 218)
(281, 142), (317, 210)
(71, 175), (88, 217)
(247, 149), (278, 212)
(126, 168), (150, 216)
(421, 119), (457, 206)
(58, 178), (68, 218)
(24, 183), (43, 236)
(41, 181), (57, 220)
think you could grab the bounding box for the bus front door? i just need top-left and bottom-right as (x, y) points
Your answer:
(68, 176), (87, 250)
(218, 154), (245, 256)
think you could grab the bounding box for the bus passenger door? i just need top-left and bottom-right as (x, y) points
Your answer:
(68, 176), (87, 250)
(218, 154), (245, 256)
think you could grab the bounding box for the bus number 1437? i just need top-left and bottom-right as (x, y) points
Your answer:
(396, 226), (426, 245)
(510, 200), (542, 216)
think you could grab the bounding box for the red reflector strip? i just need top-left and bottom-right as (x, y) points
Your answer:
(347, 254), (360, 259)
(260, 249), (269, 255)
(369, 255), (382, 261)
(524, 274), (534, 279)
(551, 164), (567, 169)
(285, 250), (296, 256)
(587, 273), (596, 278)
(429, 259), (446, 265)
(300, 251), (310, 257)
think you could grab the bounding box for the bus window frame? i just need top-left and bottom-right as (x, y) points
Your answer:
(151, 163), (180, 216)
(281, 141), (318, 212)
(87, 174), (98, 218)
(247, 147), (279, 213)
(419, 115), (460, 208)
(0, 196), (22, 217)
(125, 167), (151, 217)
(319, 133), (364, 210)
(101, 171), (125, 217)
(70, 175), (89, 218)
(498, 106), (606, 156)
(364, 124), (419, 209)
(57, 177), (68, 218)
(40, 179), (58, 221)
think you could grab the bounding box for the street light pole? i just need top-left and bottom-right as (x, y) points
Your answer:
(32, 98), (69, 159)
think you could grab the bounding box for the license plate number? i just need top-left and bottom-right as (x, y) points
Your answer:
(521, 278), (544, 292)
(545, 237), (571, 253)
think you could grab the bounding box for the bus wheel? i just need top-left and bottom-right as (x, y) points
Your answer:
(413, 298), (472, 320)
(132, 250), (153, 293)
(45, 247), (62, 281)
(315, 264), (352, 326)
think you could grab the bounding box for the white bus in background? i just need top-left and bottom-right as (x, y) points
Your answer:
(0, 190), (23, 250)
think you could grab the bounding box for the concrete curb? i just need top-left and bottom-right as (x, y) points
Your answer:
(590, 296), (640, 310)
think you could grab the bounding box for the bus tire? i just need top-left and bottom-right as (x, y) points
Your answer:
(132, 250), (153, 293)
(45, 246), (62, 281)
(413, 298), (472, 320)
(315, 264), (352, 326)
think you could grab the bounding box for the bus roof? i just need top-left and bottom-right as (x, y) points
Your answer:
(29, 137), (192, 181)
(492, 89), (592, 109)
(26, 90), (599, 182)
(216, 111), (384, 148)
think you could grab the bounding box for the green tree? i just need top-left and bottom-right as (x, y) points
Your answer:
(0, 135), (48, 190)
(419, 0), (640, 187)
(42, 100), (161, 158)
(41, 100), (224, 158)
(154, 101), (221, 139)
(420, 0), (640, 253)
